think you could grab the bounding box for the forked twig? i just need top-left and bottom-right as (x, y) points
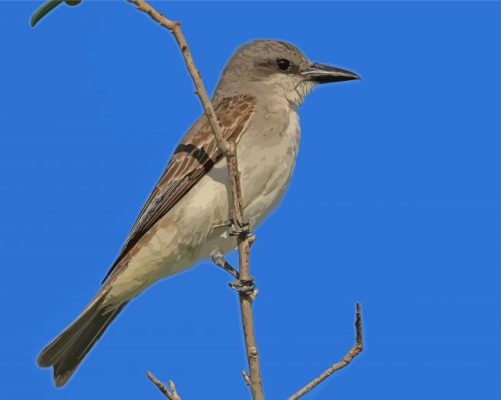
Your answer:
(288, 303), (364, 400)
(147, 372), (182, 400)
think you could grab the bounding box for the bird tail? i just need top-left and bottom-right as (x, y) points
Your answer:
(37, 294), (128, 388)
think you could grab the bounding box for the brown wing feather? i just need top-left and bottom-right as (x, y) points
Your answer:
(102, 95), (256, 283)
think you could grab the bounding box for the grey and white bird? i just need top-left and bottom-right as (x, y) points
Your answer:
(38, 39), (359, 387)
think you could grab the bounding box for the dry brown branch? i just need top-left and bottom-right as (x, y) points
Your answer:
(288, 303), (364, 400)
(211, 249), (263, 398)
(126, 0), (229, 155)
(146, 371), (182, 400)
(233, 234), (264, 400)
(126, 1), (264, 399)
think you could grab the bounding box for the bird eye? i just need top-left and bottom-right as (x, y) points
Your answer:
(276, 58), (291, 71)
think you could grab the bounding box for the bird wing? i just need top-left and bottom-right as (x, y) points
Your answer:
(102, 95), (256, 283)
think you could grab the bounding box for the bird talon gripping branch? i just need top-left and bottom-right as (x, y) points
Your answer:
(229, 278), (256, 294)
(229, 222), (252, 238)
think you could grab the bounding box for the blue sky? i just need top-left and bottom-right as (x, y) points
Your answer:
(1, 1), (500, 399)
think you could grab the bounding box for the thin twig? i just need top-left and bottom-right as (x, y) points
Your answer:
(146, 371), (182, 400)
(126, 0), (229, 154)
(288, 303), (364, 400)
(127, 2), (265, 399)
(210, 244), (263, 399)
(233, 235), (264, 400)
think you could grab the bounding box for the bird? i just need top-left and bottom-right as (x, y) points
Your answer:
(37, 39), (360, 387)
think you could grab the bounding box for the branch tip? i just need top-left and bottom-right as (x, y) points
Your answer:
(146, 371), (181, 400)
(287, 303), (365, 400)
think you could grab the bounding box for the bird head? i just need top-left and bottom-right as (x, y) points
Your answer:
(215, 40), (360, 107)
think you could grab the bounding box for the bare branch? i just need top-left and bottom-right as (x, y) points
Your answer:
(146, 371), (182, 400)
(168, 380), (181, 400)
(126, 0), (230, 156)
(288, 303), (364, 400)
(210, 247), (263, 399)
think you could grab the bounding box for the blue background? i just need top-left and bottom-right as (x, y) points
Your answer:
(1, 1), (500, 399)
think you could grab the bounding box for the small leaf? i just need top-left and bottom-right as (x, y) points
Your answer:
(30, 0), (82, 28)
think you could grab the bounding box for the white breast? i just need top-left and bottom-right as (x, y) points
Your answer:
(238, 109), (301, 227)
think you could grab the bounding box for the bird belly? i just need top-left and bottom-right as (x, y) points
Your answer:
(239, 109), (301, 227)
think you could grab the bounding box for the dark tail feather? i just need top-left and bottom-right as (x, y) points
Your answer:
(38, 297), (128, 387)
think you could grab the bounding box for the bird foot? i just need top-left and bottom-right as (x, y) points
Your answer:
(229, 220), (251, 237)
(229, 278), (255, 295)
(211, 249), (257, 297)
(212, 219), (251, 238)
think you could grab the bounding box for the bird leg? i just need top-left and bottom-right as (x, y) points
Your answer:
(212, 218), (252, 238)
(212, 220), (233, 230)
(211, 248), (239, 279)
(210, 248), (256, 296)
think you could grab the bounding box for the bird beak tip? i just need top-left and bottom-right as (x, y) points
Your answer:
(304, 63), (361, 84)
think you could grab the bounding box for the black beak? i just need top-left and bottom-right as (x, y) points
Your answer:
(303, 63), (361, 84)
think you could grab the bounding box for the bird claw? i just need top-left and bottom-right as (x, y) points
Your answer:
(229, 221), (251, 237)
(229, 278), (255, 294)
(212, 219), (251, 238)
(211, 249), (257, 296)
(231, 215), (250, 235)
(211, 249), (239, 279)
